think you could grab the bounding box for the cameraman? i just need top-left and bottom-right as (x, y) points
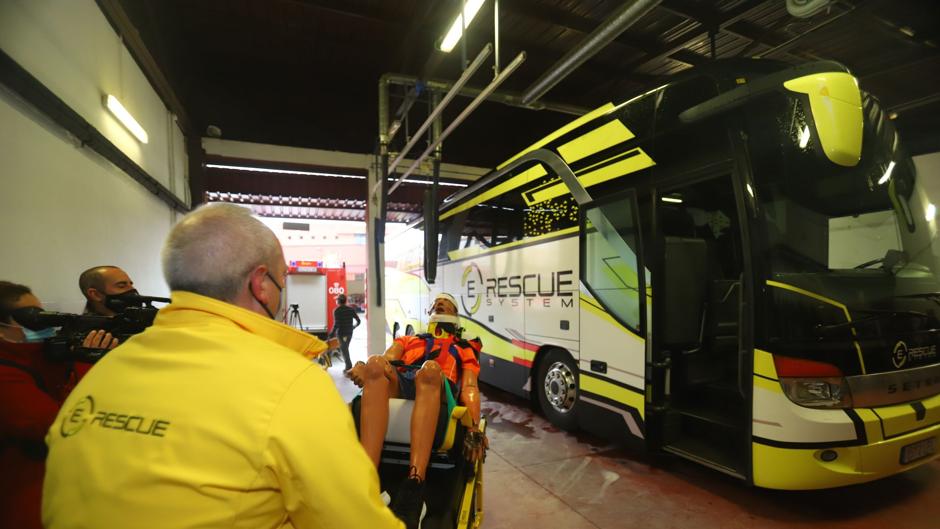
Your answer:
(0, 281), (117, 529)
(78, 266), (136, 316)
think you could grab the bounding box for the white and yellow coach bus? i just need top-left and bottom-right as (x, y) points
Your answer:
(385, 59), (940, 489)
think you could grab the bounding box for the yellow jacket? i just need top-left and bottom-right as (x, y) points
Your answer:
(43, 291), (403, 529)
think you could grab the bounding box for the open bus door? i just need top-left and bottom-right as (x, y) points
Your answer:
(645, 170), (752, 480)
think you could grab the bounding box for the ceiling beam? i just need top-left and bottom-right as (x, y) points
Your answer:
(627, 0), (766, 71)
(501, 0), (661, 55)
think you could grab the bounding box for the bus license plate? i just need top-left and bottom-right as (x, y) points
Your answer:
(900, 437), (937, 465)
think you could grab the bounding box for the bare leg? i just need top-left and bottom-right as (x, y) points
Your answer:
(409, 361), (442, 480)
(360, 356), (400, 468)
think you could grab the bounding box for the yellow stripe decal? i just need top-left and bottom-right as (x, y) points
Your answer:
(557, 119), (635, 164)
(446, 226), (579, 261)
(528, 148), (656, 205)
(753, 374), (782, 393)
(754, 349), (777, 379)
(580, 374), (645, 418)
(579, 294), (643, 342)
(766, 280), (867, 374)
(853, 408), (883, 442)
(459, 319), (532, 363)
(498, 103), (616, 170)
(440, 164), (547, 221)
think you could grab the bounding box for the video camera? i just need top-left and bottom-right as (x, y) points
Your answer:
(13, 294), (169, 363)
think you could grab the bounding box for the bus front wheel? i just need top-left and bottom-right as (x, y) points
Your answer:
(536, 349), (579, 430)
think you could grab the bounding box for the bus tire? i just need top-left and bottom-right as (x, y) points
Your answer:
(536, 349), (579, 431)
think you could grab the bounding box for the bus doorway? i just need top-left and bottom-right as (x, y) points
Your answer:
(648, 172), (751, 479)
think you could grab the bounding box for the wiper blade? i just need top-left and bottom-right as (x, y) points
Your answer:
(815, 309), (929, 333)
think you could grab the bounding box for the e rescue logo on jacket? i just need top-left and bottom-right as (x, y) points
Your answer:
(60, 395), (171, 438)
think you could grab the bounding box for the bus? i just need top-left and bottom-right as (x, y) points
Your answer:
(384, 59), (940, 489)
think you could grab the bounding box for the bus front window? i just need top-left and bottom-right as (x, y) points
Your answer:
(749, 91), (940, 377)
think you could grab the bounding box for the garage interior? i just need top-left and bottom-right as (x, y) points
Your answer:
(2, 0), (939, 528)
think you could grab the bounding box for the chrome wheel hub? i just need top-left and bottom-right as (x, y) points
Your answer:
(543, 361), (577, 413)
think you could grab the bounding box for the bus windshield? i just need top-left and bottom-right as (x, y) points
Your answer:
(748, 90), (940, 374)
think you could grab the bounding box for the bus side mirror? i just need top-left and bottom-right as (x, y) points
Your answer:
(424, 189), (438, 284)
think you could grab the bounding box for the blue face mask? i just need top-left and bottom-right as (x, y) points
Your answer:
(22, 326), (56, 343)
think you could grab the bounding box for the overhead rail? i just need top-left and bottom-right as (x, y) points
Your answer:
(388, 51), (526, 195)
(521, 0), (662, 105)
(386, 44), (493, 177)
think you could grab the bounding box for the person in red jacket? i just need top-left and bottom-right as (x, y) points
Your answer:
(0, 281), (115, 529)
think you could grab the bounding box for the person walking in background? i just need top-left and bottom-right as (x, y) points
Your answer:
(330, 294), (360, 372)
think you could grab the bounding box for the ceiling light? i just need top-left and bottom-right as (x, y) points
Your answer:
(798, 125), (811, 148)
(926, 203), (936, 221)
(205, 163), (366, 179)
(104, 95), (148, 144)
(877, 161), (895, 185)
(661, 196), (683, 204)
(746, 183), (755, 197)
(439, 0), (485, 53)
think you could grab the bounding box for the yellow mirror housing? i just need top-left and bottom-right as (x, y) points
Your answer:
(784, 72), (863, 167)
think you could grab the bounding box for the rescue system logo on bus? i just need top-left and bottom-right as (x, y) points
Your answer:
(60, 395), (170, 439)
(892, 341), (938, 369)
(460, 263), (575, 315)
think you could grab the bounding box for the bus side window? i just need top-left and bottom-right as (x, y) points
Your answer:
(464, 190), (525, 248)
(522, 167), (580, 238)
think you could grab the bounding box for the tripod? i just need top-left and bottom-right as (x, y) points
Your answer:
(286, 304), (303, 329)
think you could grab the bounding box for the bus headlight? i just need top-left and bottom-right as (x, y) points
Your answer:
(779, 377), (853, 408)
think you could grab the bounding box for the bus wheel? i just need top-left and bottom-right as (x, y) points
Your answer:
(405, 324), (415, 336)
(537, 349), (579, 430)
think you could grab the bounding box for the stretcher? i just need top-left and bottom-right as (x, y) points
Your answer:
(351, 396), (485, 529)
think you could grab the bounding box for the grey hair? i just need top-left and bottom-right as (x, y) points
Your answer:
(162, 203), (282, 302)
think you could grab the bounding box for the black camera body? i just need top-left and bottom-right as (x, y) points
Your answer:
(14, 295), (168, 363)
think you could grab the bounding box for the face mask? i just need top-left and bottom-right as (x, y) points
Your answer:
(252, 272), (285, 321)
(23, 326), (56, 343)
(104, 289), (141, 313)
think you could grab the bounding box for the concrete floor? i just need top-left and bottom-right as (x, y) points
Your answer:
(327, 326), (940, 529)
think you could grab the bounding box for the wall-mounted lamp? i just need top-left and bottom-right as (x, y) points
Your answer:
(104, 94), (148, 144)
(438, 0), (485, 52)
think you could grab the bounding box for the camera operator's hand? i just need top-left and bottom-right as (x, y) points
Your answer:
(82, 329), (120, 350)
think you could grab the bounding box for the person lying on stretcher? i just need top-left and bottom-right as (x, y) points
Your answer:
(346, 293), (487, 529)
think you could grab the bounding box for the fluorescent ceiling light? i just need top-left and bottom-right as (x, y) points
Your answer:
(439, 0), (485, 52)
(746, 183), (755, 197)
(205, 163), (468, 187)
(661, 196), (683, 204)
(105, 95), (148, 144)
(393, 178), (469, 188)
(798, 126), (811, 148)
(205, 163), (366, 179)
(877, 161), (896, 185)
(926, 203), (936, 221)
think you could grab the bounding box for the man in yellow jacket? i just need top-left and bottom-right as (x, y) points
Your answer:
(42, 203), (403, 529)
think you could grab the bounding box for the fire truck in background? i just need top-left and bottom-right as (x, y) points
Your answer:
(285, 260), (347, 337)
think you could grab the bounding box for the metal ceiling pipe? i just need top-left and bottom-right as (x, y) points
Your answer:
(387, 43), (492, 176)
(381, 73), (590, 116)
(389, 51), (527, 195)
(520, 0), (662, 105)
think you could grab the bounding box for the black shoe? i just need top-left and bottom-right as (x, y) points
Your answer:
(391, 475), (427, 529)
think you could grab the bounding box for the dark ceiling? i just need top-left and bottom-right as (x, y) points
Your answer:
(119, 0), (940, 173)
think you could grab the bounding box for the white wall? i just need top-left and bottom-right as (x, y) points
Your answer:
(0, 0), (187, 311)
